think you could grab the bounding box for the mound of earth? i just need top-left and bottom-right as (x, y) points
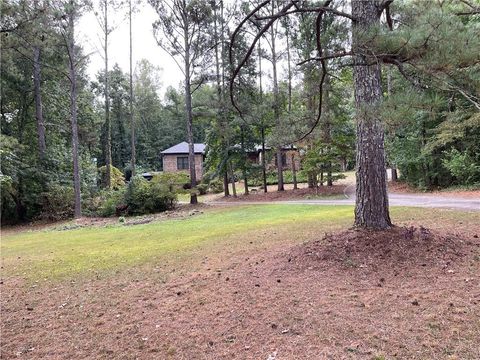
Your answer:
(288, 226), (477, 274)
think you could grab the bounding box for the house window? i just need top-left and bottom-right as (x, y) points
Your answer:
(177, 156), (189, 170)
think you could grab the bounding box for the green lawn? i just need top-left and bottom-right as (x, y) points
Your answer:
(1, 205), (353, 281)
(2, 204), (478, 282)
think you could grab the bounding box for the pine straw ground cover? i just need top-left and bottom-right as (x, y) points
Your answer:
(1, 205), (479, 359)
(216, 185), (348, 202)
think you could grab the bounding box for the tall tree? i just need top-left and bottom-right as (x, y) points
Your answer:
(128, 0), (136, 176)
(257, 42), (268, 193)
(351, 0), (391, 228)
(57, 0), (84, 218)
(150, 0), (212, 204)
(92, 0), (121, 188)
(269, 0), (284, 191)
(212, 0), (230, 196)
(32, 0), (46, 161)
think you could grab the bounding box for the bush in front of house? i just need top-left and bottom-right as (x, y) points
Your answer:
(197, 183), (208, 195)
(85, 176), (177, 217)
(152, 172), (190, 193)
(125, 176), (177, 215)
(207, 179), (224, 193)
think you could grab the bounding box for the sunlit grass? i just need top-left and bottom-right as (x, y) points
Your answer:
(2, 204), (478, 282)
(1, 205), (352, 280)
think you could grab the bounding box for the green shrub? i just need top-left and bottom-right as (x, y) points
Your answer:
(125, 176), (177, 215)
(98, 165), (125, 190)
(197, 183), (208, 195)
(152, 172), (190, 193)
(97, 190), (126, 217)
(208, 179), (224, 193)
(0, 175), (17, 224)
(442, 149), (480, 185)
(39, 184), (74, 221)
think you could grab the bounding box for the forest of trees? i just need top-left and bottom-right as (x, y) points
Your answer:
(1, 0), (479, 226)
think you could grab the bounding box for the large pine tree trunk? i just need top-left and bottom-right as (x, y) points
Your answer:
(352, 0), (392, 229)
(67, 10), (81, 218)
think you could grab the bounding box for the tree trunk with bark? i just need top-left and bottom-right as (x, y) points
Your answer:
(291, 153), (298, 190)
(391, 168), (398, 182)
(213, 2), (229, 197)
(270, 5), (284, 191)
(104, 0), (112, 188)
(352, 0), (392, 229)
(67, 9), (81, 218)
(230, 164), (237, 197)
(183, 23), (197, 205)
(241, 126), (249, 195)
(286, 21), (292, 113)
(322, 74), (333, 186)
(33, 46), (46, 160)
(129, 0), (136, 177)
(258, 43), (268, 193)
(32, 0), (46, 161)
(261, 127), (267, 193)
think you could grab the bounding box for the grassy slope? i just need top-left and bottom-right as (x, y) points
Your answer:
(2, 205), (478, 282)
(1, 205), (353, 280)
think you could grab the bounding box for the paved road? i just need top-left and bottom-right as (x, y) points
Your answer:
(210, 192), (480, 211)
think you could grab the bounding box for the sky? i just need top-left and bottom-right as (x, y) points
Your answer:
(77, 1), (286, 98)
(77, 2), (182, 96)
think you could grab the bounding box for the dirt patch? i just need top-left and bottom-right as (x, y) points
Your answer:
(2, 225), (480, 359)
(216, 185), (347, 202)
(388, 181), (419, 193)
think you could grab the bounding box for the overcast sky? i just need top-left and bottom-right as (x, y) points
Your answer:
(77, 1), (286, 98)
(77, 2), (182, 96)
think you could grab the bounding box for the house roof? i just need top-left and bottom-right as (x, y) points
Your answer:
(161, 141), (206, 155)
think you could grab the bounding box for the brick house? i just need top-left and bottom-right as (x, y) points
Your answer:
(161, 142), (300, 180)
(161, 142), (206, 179)
(252, 145), (301, 171)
